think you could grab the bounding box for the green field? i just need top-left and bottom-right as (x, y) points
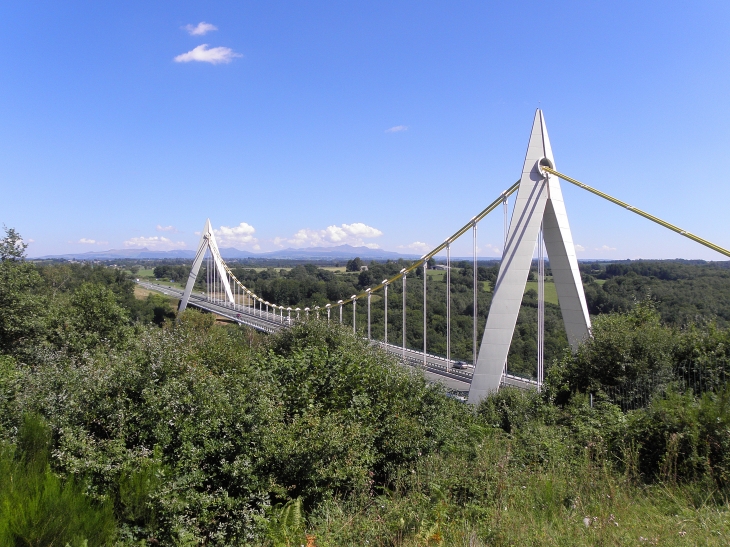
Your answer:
(134, 268), (155, 277)
(525, 280), (558, 305)
(426, 269), (446, 281)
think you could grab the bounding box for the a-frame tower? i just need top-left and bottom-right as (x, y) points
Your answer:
(469, 110), (591, 403)
(178, 219), (234, 314)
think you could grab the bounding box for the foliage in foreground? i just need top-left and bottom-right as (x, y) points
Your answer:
(2, 313), (730, 544)
(2, 229), (730, 544)
(0, 414), (116, 546)
(1, 316), (463, 545)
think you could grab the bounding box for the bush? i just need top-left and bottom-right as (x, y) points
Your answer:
(476, 387), (545, 434)
(621, 387), (730, 485)
(550, 301), (676, 397)
(0, 314), (470, 544)
(0, 414), (116, 546)
(3, 248), (730, 543)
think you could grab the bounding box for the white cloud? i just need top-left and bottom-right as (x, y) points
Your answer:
(278, 222), (383, 248)
(183, 22), (218, 36)
(156, 225), (178, 233)
(480, 243), (502, 255)
(385, 125), (408, 133)
(174, 44), (242, 64)
(213, 222), (259, 249)
(595, 245), (617, 251)
(78, 238), (108, 245)
(399, 241), (431, 254)
(575, 244), (585, 252)
(124, 236), (187, 250)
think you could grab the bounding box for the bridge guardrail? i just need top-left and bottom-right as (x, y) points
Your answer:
(139, 281), (537, 390)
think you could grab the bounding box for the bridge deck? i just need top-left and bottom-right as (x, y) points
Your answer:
(139, 282), (537, 392)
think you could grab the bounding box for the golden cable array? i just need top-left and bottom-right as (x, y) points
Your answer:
(541, 166), (730, 259)
(211, 180), (521, 313)
(211, 167), (730, 317)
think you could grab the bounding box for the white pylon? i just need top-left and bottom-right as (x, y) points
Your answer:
(178, 219), (235, 314)
(468, 110), (591, 403)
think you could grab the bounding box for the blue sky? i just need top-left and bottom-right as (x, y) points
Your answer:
(2, 1), (730, 260)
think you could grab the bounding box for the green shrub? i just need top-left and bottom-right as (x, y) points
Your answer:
(0, 316), (470, 544)
(4, 250), (730, 544)
(620, 386), (730, 486)
(476, 387), (545, 434)
(0, 414), (116, 546)
(550, 301), (677, 397)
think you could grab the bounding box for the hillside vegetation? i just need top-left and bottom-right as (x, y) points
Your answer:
(146, 256), (730, 377)
(2, 229), (730, 545)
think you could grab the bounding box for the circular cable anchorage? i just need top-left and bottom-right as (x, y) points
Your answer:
(537, 157), (554, 177)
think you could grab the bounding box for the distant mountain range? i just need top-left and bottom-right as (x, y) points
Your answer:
(34, 244), (420, 261)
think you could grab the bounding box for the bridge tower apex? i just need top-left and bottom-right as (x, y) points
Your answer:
(468, 109), (591, 404)
(178, 219), (235, 315)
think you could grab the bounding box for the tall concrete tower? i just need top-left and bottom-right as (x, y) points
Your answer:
(469, 110), (591, 403)
(178, 219), (234, 314)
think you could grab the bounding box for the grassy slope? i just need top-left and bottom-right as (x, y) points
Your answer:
(309, 470), (728, 546)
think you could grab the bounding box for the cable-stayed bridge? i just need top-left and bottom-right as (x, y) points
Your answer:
(149, 110), (730, 404)
(138, 280), (536, 394)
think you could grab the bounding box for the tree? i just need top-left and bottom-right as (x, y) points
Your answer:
(346, 257), (363, 272)
(0, 226), (28, 262)
(50, 283), (131, 352)
(0, 260), (47, 355)
(0, 226), (48, 355)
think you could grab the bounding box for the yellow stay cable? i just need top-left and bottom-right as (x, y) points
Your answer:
(541, 166), (730, 259)
(217, 168), (729, 313)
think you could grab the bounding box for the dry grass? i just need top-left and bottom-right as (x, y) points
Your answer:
(133, 286), (154, 300)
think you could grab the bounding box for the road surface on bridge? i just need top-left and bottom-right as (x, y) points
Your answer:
(139, 282), (536, 392)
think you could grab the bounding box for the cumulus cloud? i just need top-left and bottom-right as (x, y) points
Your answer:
(575, 244), (585, 252)
(595, 244), (617, 251)
(78, 238), (108, 245)
(399, 241), (431, 254)
(124, 236), (187, 250)
(174, 44), (242, 64)
(183, 22), (218, 36)
(213, 222), (259, 249)
(156, 225), (179, 233)
(385, 125), (408, 133)
(278, 223), (383, 248)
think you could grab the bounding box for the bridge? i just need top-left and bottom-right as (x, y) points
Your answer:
(138, 280), (535, 393)
(146, 110), (730, 404)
